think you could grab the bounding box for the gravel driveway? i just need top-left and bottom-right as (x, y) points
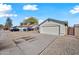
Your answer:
(0, 31), (57, 55)
(16, 34), (57, 55)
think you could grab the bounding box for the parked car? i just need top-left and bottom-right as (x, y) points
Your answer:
(23, 28), (27, 31)
(19, 27), (27, 31)
(10, 27), (19, 32)
(27, 27), (34, 31)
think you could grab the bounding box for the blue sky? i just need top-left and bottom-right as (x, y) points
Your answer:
(0, 3), (79, 26)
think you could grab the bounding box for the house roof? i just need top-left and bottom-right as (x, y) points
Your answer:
(74, 24), (79, 27)
(39, 18), (68, 26)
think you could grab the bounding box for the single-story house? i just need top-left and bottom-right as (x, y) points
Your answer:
(19, 24), (39, 31)
(39, 18), (68, 36)
(74, 24), (79, 37)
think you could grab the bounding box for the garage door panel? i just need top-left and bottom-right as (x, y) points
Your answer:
(41, 26), (59, 35)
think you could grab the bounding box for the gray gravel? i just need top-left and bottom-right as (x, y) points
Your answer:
(0, 31), (79, 55)
(0, 30), (23, 55)
(41, 35), (79, 55)
(0, 30), (16, 50)
(17, 34), (57, 55)
(0, 31), (57, 55)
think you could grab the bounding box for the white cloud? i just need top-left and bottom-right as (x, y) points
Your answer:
(0, 13), (18, 17)
(0, 3), (18, 17)
(23, 4), (38, 11)
(24, 16), (30, 19)
(70, 5), (79, 14)
(0, 3), (12, 12)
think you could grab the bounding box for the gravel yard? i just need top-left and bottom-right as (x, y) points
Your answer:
(0, 31), (79, 55)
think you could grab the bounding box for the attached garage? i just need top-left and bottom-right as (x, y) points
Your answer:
(39, 18), (68, 36)
(40, 25), (60, 35)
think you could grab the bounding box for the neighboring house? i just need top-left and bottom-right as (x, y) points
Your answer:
(39, 18), (68, 36)
(74, 24), (79, 37)
(20, 24), (39, 31)
(32, 25), (39, 30)
(67, 27), (75, 35)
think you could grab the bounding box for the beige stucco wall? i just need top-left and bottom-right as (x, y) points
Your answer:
(65, 26), (68, 35)
(39, 21), (67, 36)
(75, 26), (79, 37)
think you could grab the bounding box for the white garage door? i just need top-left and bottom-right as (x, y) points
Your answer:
(40, 26), (60, 35)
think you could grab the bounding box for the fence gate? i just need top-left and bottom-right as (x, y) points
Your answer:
(68, 27), (75, 35)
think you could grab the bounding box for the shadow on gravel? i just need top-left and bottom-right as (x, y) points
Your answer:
(0, 40), (16, 50)
(13, 36), (35, 44)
